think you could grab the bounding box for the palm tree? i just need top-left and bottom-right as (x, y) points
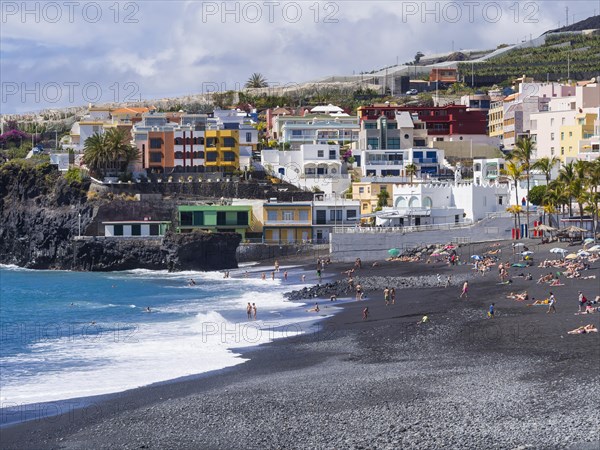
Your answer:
(558, 161), (576, 217)
(405, 163), (418, 185)
(83, 129), (139, 178)
(532, 156), (559, 186)
(506, 205), (523, 233)
(376, 189), (390, 209)
(510, 136), (535, 236)
(245, 73), (268, 89)
(501, 160), (524, 230)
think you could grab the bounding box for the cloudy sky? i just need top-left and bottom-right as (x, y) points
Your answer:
(1, 0), (599, 113)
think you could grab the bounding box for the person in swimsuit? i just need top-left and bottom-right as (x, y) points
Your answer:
(247, 302), (252, 320)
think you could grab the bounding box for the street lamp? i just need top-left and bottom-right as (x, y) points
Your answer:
(78, 212), (81, 237)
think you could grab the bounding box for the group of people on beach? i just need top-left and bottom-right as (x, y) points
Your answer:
(246, 302), (257, 320)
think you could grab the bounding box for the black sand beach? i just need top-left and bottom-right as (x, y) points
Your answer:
(2, 239), (599, 449)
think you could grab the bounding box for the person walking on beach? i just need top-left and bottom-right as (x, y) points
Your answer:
(445, 275), (451, 288)
(390, 287), (396, 305)
(274, 260), (280, 272)
(302, 274), (306, 282)
(271, 271), (275, 280)
(488, 303), (495, 319)
(547, 292), (556, 314)
(247, 302), (252, 320)
(317, 268), (322, 283)
(356, 284), (363, 301)
(252, 303), (257, 320)
(578, 291), (587, 312)
(283, 270), (288, 281)
(362, 307), (369, 320)
(384, 287), (390, 306)
(460, 281), (469, 299)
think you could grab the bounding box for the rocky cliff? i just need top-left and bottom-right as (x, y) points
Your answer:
(0, 162), (240, 271)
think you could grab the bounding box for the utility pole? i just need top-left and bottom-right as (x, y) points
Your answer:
(565, 6), (569, 26)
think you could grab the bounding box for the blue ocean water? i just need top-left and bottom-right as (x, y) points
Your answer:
(0, 265), (324, 409)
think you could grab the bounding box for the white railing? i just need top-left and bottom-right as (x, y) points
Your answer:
(332, 220), (473, 234)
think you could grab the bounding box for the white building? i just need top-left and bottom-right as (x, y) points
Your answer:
(312, 194), (360, 242)
(272, 114), (359, 150)
(370, 181), (512, 227)
(261, 144), (351, 196)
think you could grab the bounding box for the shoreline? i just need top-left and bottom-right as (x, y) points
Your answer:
(2, 239), (600, 449)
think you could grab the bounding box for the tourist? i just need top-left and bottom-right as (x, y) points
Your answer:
(247, 302), (252, 320)
(330, 294), (337, 302)
(578, 291), (588, 312)
(188, 278), (196, 286)
(488, 303), (495, 319)
(274, 260), (280, 272)
(302, 274), (306, 282)
(252, 303), (257, 320)
(390, 287), (396, 305)
(146, 306), (152, 313)
(355, 258), (362, 269)
(308, 303), (320, 312)
(445, 276), (451, 288)
(362, 307), (369, 320)
(356, 284), (363, 301)
(317, 268), (322, 282)
(283, 270), (288, 281)
(547, 292), (556, 314)
(384, 287), (390, 306)
(261, 273), (266, 281)
(460, 281), (468, 299)
(568, 324), (598, 334)
(271, 271), (275, 280)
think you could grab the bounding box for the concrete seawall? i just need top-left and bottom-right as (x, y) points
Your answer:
(330, 217), (515, 262)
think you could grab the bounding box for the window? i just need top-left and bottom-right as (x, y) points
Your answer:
(299, 210), (309, 221)
(362, 203), (368, 210)
(569, 131), (572, 137)
(387, 122), (396, 130)
(217, 212), (226, 225)
(550, 118), (554, 126)
(329, 210), (342, 221)
(206, 152), (218, 162)
(367, 138), (379, 149)
(364, 122), (376, 129)
(358, 187), (364, 193)
(550, 147), (555, 156)
(283, 211), (294, 221)
(113, 224), (123, 236)
(245, 132), (252, 143)
(317, 150), (324, 157)
(149, 152), (162, 163)
(329, 149), (337, 160)
(347, 210), (357, 219)
(387, 138), (400, 149)
(131, 224), (141, 236)
(562, 117), (566, 125)
(498, 196), (503, 205)
(206, 138), (217, 147)
(292, 130), (302, 136)
(560, 132), (564, 140)
(550, 133), (554, 141)
(380, 186), (387, 192)
(223, 152), (236, 162)
(237, 211), (249, 225)
(180, 212), (193, 226)
(193, 211), (204, 226)
(223, 137), (236, 147)
(150, 138), (162, 149)
(149, 224), (159, 236)
(316, 210), (326, 224)
(267, 210), (277, 221)
(561, 147), (565, 155)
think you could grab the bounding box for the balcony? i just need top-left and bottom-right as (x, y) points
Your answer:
(365, 160), (403, 166)
(413, 158), (438, 164)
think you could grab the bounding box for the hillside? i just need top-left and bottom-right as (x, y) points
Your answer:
(544, 14), (600, 34)
(457, 31), (600, 85)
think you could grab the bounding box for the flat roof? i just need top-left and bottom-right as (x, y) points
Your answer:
(102, 221), (171, 224)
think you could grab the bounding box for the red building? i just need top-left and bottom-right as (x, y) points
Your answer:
(357, 104), (488, 136)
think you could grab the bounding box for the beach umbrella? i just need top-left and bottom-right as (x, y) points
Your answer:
(584, 238), (594, 244)
(514, 243), (525, 247)
(549, 248), (567, 254)
(562, 225), (587, 233)
(588, 245), (600, 253)
(534, 224), (556, 232)
(521, 251), (534, 256)
(577, 250), (591, 257)
(565, 253), (578, 260)
(471, 255), (483, 260)
(388, 248), (400, 257)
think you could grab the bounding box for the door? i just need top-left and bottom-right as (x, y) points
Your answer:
(286, 229), (295, 243)
(271, 229), (279, 244)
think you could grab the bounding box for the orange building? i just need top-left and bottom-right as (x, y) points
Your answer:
(429, 68), (458, 83)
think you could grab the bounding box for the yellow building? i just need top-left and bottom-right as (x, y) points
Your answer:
(488, 100), (504, 139)
(352, 181), (393, 219)
(204, 129), (240, 172)
(559, 113), (597, 161)
(263, 202), (312, 243)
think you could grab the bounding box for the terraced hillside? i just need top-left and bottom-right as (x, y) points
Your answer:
(458, 32), (600, 85)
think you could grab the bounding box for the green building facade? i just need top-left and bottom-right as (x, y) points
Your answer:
(177, 205), (252, 238)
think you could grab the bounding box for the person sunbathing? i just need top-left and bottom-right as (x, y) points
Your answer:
(528, 298), (549, 306)
(549, 278), (564, 286)
(515, 291), (529, 301)
(567, 324), (598, 334)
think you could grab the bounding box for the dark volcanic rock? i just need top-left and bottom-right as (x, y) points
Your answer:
(0, 162), (241, 271)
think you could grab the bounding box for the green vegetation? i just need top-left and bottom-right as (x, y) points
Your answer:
(83, 128), (139, 178)
(458, 34), (600, 83)
(245, 73), (269, 88)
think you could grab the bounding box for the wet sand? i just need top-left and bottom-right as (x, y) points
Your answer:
(2, 239), (599, 449)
